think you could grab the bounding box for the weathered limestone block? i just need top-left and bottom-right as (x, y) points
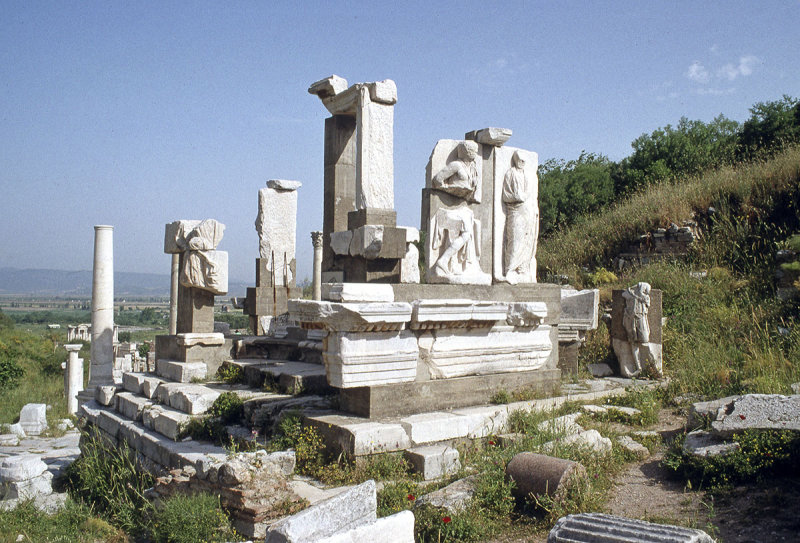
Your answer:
(543, 429), (613, 455)
(548, 513), (715, 543)
(265, 479), (377, 543)
(289, 300), (412, 332)
(349, 225), (406, 259)
(324, 330), (418, 388)
(1, 472), (53, 500)
(19, 403), (48, 436)
(400, 242), (421, 283)
(329, 231), (353, 256)
(315, 510), (415, 543)
(322, 283), (394, 303)
(0, 455), (48, 481)
(181, 249), (228, 295)
(710, 394), (800, 438)
(506, 452), (586, 500)
(688, 395), (741, 428)
(506, 302), (548, 327)
(683, 430), (740, 457)
(559, 288), (599, 341)
(155, 383), (220, 415)
(465, 127), (512, 146)
(418, 325), (553, 379)
(415, 475), (477, 513)
(538, 413), (584, 436)
(306, 415), (411, 456)
(492, 146), (539, 285)
(404, 445), (461, 480)
(164, 220), (201, 253)
(617, 435), (650, 458)
(256, 180), (301, 286)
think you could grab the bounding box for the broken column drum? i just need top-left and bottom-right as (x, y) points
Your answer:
(88, 225), (114, 389)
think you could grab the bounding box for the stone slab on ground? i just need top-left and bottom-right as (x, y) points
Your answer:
(0, 471), (53, 500)
(683, 430), (740, 457)
(265, 479), (377, 543)
(547, 512), (715, 542)
(538, 413), (584, 436)
(0, 491), (67, 513)
(0, 455), (48, 481)
(404, 445), (460, 480)
(710, 394), (800, 438)
(155, 382), (220, 415)
(288, 479), (353, 506)
(316, 510), (415, 543)
(19, 404), (48, 436)
(587, 363), (614, 377)
(415, 474), (477, 513)
(617, 435), (650, 458)
(305, 414), (411, 457)
(543, 429), (613, 455)
(688, 395), (741, 429)
(0, 435), (19, 447)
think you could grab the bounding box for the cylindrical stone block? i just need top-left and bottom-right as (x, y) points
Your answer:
(169, 253), (179, 335)
(89, 225), (114, 388)
(311, 231), (324, 301)
(64, 344), (83, 414)
(506, 452), (586, 500)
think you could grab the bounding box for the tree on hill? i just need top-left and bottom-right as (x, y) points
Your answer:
(615, 114), (740, 195)
(738, 95), (800, 159)
(538, 152), (615, 234)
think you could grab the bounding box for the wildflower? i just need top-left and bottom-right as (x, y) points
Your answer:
(488, 440), (496, 446)
(407, 494), (415, 501)
(442, 516), (451, 524)
(739, 414), (746, 420)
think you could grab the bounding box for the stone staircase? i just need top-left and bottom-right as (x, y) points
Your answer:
(78, 336), (331, 538)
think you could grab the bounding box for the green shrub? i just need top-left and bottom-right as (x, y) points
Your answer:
(663, 430), (800, 489)
(216, 364), (244, 384)
(415, 502), (485, 542)
(183, 416), (228, 444)
(0, 355), (24, 390)
(151, 493), (237, 543)
(210, 392), (244, 424)
(271, 412), (326, 477)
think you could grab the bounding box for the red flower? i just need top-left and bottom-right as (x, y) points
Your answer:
(739, 414), (747, 420)
(442, 516), (452, 524)
(407, 494), (415, 501)
(488, 440), (496, 446)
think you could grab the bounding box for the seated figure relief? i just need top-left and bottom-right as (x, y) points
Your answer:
(428, 207), (491, 285)
(431, 141), (481, 204)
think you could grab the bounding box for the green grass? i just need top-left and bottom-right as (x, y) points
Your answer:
(539, 145), (800, 281)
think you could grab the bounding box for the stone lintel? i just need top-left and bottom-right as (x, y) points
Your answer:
(464, 127), (512, 146)
(339, 368), (561, 418)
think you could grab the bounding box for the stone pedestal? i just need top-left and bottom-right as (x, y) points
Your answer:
(64, 344), (83, 415)
(88, 225), (114, 390)
(176, 275), (215, 334)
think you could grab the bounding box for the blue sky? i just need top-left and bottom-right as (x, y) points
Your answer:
(2, 1), (798, 284)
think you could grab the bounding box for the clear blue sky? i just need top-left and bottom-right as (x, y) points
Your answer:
(2, 1), (798, 284)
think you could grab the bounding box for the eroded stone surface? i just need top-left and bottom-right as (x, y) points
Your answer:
(683, 430), (740, 457)
(548, 512), (715, 542)
(19, 404), (48, 436)
(710, 394), (800, 438)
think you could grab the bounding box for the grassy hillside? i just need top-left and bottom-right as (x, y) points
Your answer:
(539, 145), (800, 280)
(543, 146), (800, 399)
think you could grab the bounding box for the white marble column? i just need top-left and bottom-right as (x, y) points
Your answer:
(88, 225), (114, 389)
(169, 253), (179, 334)
(311, 231), (324, 301)
(64, 344), (83, 414)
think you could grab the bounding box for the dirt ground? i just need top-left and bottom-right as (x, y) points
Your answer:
(491, 408), (800, 542)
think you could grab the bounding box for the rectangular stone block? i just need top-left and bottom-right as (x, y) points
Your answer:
(342, 256), (401, 283)
(324, 330), (418, 388)
(155, 359), (208, 383)
(115, 392), (153, 422)
(404, 446), (461, 480)
(349, 225), (407, 259)
(305, 415), (411, 457)
(256, 184), (299, 287)
(316, 510), (415, 543)
(322, 283), (395, 303)
(347, 208), (397, 229)
(245, 286), (302, 316)
(265, 480), (377, 542)
(164, 220), (201, 254)
(176, 282), (215, 334)
(339, 368), (561, 418)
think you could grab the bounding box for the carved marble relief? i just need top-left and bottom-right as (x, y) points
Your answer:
(493, 147), (539, 284)
(425, 139), (491, 285)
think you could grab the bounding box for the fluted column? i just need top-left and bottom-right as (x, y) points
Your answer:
(88, 225), (114, 389)
(311, 231), (324, 301)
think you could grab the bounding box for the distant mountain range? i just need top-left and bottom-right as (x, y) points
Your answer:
(0, 267), (249, 297)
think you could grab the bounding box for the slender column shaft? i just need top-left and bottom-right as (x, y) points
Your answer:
(64, 344), (83, 414)
(311, 231), (324, 300)
(169, 253), (179, 334)
(88, 225), (114, 388)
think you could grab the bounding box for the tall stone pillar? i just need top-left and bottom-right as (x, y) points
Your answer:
(64, 344), (83, 414)
(88, 225), (114, 389)
(169, 253), (179, 335)
(311, 231), (324, 301)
